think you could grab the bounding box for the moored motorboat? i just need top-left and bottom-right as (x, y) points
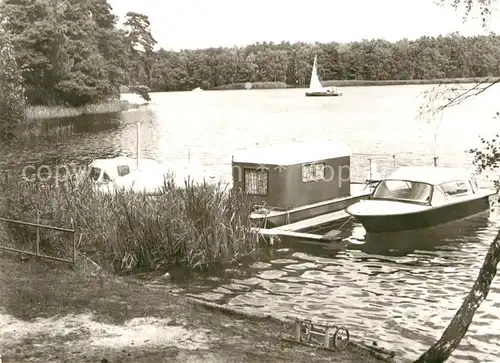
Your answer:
(345, 166), (497, 233)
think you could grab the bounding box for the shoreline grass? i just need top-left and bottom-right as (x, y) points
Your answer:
(25, 100), (140, 121)
(0, 175), (258, 272)
(210, 77), (496, 91)
(321, 77), (496, 87)
(212, 81), (289, 90)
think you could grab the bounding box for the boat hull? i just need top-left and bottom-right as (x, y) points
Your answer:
(305, 92), (342, 97)
(350, 195), (492, 233)
(252, 190), (370, 228)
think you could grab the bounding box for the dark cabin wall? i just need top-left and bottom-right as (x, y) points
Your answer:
(232, 156), (350, 209)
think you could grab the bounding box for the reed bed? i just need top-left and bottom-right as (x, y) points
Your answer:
(25, 100), (137, 121)
(0, 175), (258, 272)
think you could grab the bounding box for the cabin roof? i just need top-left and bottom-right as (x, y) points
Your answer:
(386, 166), (475, 185)
(89, 157), (160, 176)
(232, 141), (351, 165)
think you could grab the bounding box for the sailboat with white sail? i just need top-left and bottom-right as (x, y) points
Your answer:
(305, 55), (342, 97)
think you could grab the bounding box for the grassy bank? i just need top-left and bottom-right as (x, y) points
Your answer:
(0, 175), (258, 272)
(0, 252), (385, 363)
(214, 77), (494, 91)
(322, 77), (494, 87)
(25, 100), (140, 121)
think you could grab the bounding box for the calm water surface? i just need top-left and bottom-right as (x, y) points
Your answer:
(5, 85), (500, 362)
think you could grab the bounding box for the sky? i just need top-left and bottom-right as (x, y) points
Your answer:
(108, 0), (500, 50)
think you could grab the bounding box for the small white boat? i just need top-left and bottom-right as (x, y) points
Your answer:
(192, 87), (203, 92)
(346, 166), (496, 233)
(305, 55), (342, 97)
(88, 157), (216, 194)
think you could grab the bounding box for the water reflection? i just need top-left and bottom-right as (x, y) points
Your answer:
(351, 211), (491, 256)
(3, 87), (500, 362)
(183, 211), (500, 363)
(5, 112), (130, 171)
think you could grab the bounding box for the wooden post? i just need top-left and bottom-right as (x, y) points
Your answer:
(71, 218), (76, 264)
(434, 156), (438, 167)
(324, 327), (330, 348)
(36, 210), (40, 257)
(136, 121), (141, 168)
(295, 321), (301, 342)
(368, 158), (372, 181)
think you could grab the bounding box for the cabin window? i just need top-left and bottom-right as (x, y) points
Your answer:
(431, 187), (448, 206)
(302, 163), (325, 182)
(117, 165), (130, 177)
(102, 172), (111, 183)
(470, 179), (478, 193)
(244, 168), (268, 195)
(372, 180), (432, 203)
(440, 181), (469, 197)
(89, 167), (102, 181)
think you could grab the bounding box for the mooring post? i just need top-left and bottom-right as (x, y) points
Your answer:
(295, 321), (301, 342)
(392, 154), (396, 172)
(136, 121), (141, 168)
(368, 158), (372, 182)
(71, 218), (76, 264)
(324, 326), (330, 348)
(433, 156), (438, 167)
(36, 210), (40, 257)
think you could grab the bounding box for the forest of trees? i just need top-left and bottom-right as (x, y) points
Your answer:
(0, 0), (157, 107)
(151, 33), (500, 91)
(1, 0), (500, 104)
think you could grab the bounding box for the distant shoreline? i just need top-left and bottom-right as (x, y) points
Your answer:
(25, 100), (144, 121)
(207, 77), (495, 91)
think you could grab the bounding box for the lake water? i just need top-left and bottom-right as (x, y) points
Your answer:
(5, 85), (500, 362)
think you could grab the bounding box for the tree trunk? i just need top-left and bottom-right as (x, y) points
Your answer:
(413, 229), (500, 363)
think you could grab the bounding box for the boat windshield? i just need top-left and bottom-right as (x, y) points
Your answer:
(372, 180), (432, 204)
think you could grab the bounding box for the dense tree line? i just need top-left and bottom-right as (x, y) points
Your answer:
(152, 33), (500, 91)
(0, 25), (25, 141)
(2, 0), (500, 106)
(0, 0), (156, 107)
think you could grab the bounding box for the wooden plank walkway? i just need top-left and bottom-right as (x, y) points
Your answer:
(254, 228), (339, 242)
(276, 210), (350, 232)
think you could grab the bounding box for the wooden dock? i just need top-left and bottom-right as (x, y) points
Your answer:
(277, 210), (349, 232)
(252, 208), (352, 248)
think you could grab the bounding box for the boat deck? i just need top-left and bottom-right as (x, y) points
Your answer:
(250, 182), (372, 219)
(276, 209), (349, 232)
(251, 183), (372, 249)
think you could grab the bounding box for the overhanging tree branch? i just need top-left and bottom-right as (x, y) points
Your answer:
(418, 77), (500, 120)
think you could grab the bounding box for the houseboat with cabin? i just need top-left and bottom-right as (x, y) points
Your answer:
(231, 140), (371, 228)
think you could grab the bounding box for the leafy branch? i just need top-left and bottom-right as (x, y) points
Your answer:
(417, 77), (500, 121)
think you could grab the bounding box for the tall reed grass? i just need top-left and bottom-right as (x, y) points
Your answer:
(25, 100), (138, 121)
(0, 175), (258, 271)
